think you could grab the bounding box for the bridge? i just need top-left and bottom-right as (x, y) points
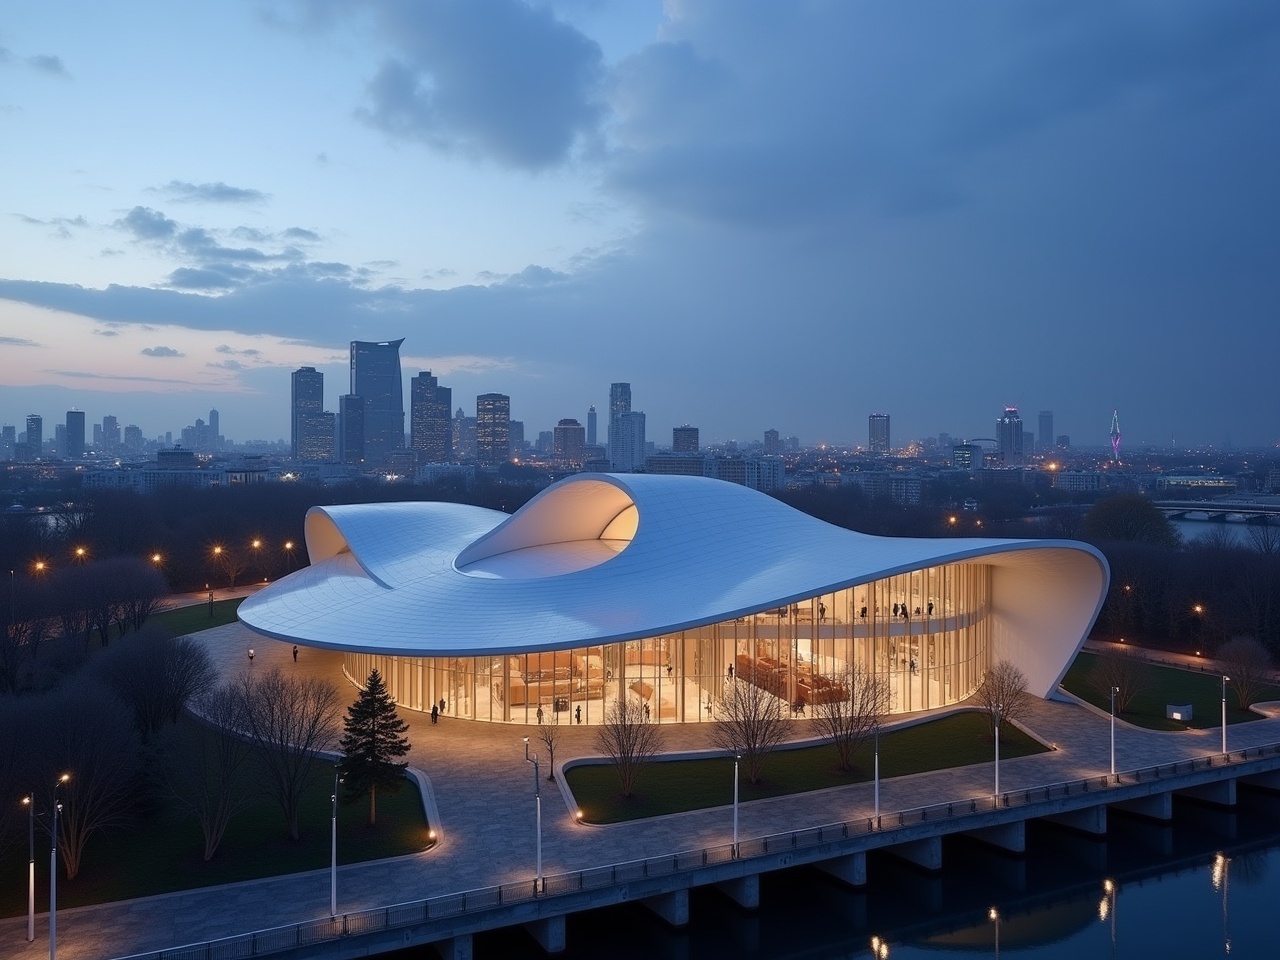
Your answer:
(1155, 500), (1280, 521)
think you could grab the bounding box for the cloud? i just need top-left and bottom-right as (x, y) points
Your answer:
(502, 265), (568, 287)
(27, 54), (69, 77)
(92, 329), (120, 336)
(357, 0), (605, 169)
(140, 346), (184, 357)
(283, 226), (321, 242)
(215, 344), (261, 357)
(0, 335), (40, 347)
(207, 359), (244, 370)
(14, 213), (88, 240)
(45, 369), (192, 385)
(156, 180), (268, 204)
(117, 206), (178, 240)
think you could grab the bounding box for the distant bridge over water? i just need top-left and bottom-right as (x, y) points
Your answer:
(1156, 500), (1280, 522)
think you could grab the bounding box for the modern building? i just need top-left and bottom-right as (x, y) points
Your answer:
(607, 383), (631, 468)
(65, 410), (86, 459)
(338, 394), (365, 465)
(101, 415), (120, 453)
(586, 405), (597, 447)
(764, 429), (780, 457)
(996, 407), (1024, 465)
(610, 411), (646, 472)
(26, 415), (43, 458)
(291, 366), (325, 460)
(350, 339), (405, 462)
(208, 409), (221, 449)
(475, 393), (511, 466)
(410, 371), (452, 462)
(298, 412), (336, 462)
(452, 408), (477, 461)
(1038, 411), (1054, 454)
(869, 414), (890, 455)
(673, 425), (700, 453)
(553, 419), (586, 464)
(240, 474), (1108, 726)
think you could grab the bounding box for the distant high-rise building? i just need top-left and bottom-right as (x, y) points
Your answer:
(409, 371), (452, 462)
(952, 443), (982, 470)
(868, 414), (890, 454)
(349, 339), (405, 462)
(26, 415), (43, 457)
(291, 366), (325, 459)
(537, 430), (554, 454)
(553, 419), (586, 464)
(1038, 411), (1053, 453)
(586, 405), (597, 446)
(673, 425), (700, 453)
(1056, 434), (1070, 451)
(123, 424), (143, 452)
(102, 415), (120, 452)
(452, 407), (477, 461)
(608, 383), (634, 469)
(338, 394), (365, 465)
(996, 406), (1024, 465)
(509, 420), (524, 454)
(65, 410), (85, 459)
(475, 393), (511, 466)
(763, 429), (780, 456)
(298, 411), (336, 462)
(208, 409), (220, 449)
(1, 424), (14, 460)
(1022, 431), (1035, 457)
(611, 411), (646, 472)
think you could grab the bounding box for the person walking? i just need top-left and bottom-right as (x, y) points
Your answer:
(292, 645), (298, 662)
(430, 703), (439, 724)
(575, 704), (582, 724)
(536, 705), (544, 725)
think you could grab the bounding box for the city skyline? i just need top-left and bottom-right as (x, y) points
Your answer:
(2, 3), (1279, 448)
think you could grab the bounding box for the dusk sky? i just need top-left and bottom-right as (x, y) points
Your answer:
(2, 1), (1278, 449)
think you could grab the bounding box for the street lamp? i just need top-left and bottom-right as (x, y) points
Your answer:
(523, 738), (542, 894)
(993, 705), (1002, 802)
(73, 546), (87, 564)
(873, 724), (881, 824)
(988, 907), (1001, 960)
(50, 773), (69, 960)
(22, 794), (34, 941)
(330, 767), (343, 917)
(1221, 675), (1230, 756)
(1110, 686), (1119, 777)
(732, 753), (740, 858)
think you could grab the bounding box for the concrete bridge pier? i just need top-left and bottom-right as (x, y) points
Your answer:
(962, 821), (1026, 854)
(1177, 780), (1237, 807)
(888, 836), (943, 871)
(715, 874), (760, 910)
(524, 915), (566, 954)
(815, 852), (867, 888)
(642, 889), (690, 927)
(1043, 805), (1107, 835)
(435, 934), (473, 960)
(1112, 791), (1173, 821)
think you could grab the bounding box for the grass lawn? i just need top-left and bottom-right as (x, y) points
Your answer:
(1061, 651), (1280, 731)
(150, 597), (244, 635)
(568, 711), (1046, 824)
(0, 759), (431, 917)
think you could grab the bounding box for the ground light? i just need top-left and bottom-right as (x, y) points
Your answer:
(50, 773), (69, 960)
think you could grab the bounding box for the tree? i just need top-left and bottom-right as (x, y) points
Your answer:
(167, 684), (255, 860)
(712, 677), (788, 784)
(235, 668), (339, 839)
(1082, 494), (1181, 549)
(812, 665), (890, 773)
(97, 629), (217, 741)
(594, 697), (664, 797)
(974, 659), (1031, 736)
(1218, 636), (1273, 709)
(1088, 645), (1150, 714)
(338, 669), (411, 825)
(536, 718), (562, 781)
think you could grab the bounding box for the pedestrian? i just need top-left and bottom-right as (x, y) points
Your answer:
(667, 664), (673, 678)
(893, 603), (899, 617)
(430, 703), (439, 724)
(644, 702), (650, 721)
(439, 698), (446, 714)
(728, 663), (734, 679)
(928, 601), (934, 616)
(536, 705), (544, 724)
(292, 644), (298, 662)
(819, 601), (826, 622)
(575, 704), (582, 724)
(248, 648), (255, 663)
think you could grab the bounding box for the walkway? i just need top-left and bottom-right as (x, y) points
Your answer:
(6, 626), (1280, 960)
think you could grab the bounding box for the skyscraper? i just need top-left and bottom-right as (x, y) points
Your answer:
(608, 383), (633, 469)
(26, 415), (43, 457)
(452, 407), (477, 460)
(65, 409), (85, 459)
(612, 411), (646, 472)
(291, 366), (324, 460)
(553, 419), (586, 464)
(1038, 411), (1054, 454)
(868, 413), (890, 454)
(102, 415), (120, 452)
(475, 393), (511, 466)
(338, 394), (365, 465)
(673, 425), (700, 453)
(587, 405), (597, 446)
(996, 406), (1024, 465)
(410, 371), (452, 462)
(764, 429), (780, 456)
(350, 339), (405, 462)
(208, 409), (220, 449)
(298, 412), (336, 462)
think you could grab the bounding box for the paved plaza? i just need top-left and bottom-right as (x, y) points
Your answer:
(3, 622), (1278, 960)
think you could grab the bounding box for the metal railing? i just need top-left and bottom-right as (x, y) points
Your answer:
(116, 740), (1280, 960)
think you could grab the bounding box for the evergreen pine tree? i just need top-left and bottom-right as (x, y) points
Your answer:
(338, 669), (411, 825)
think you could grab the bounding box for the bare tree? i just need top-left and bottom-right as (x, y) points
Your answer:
(1088, 645), (1150, 714)
(1246, 523), (1280, 557)
(166, 684), (256, 860)
(711, 678), (788, 784)
(97, 629), (217, 741)
(594, 697), (664, 797)
(32, 680), (143, 879)
(812, 665), (890, 773)
(536, 718), (562, 781)
(974, 659), (1031, 735)
(235, 667), (339, 839)
(1218, 636), (1273, 709)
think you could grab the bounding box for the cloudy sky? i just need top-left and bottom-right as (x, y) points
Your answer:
(2, 0), (1278, 449)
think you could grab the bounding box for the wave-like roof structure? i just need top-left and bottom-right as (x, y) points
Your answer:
(239, 473), (1108, 696)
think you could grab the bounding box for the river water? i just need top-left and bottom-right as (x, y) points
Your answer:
(415, 789), (1280, 959)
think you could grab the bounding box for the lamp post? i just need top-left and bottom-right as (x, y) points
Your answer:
(873, 724), (881, 824)
(1109, 686), (1118, 777)
(330, 767), (342, 918)
(50, 773), (68, 960)
(993, 705), (1002, 802)
(523, 738), (542, 893)
(988, 907), (1000, 960)
(23, 794), (34, 941)
(1221, 675), (1230, 756)
(732, 753), (740, 858)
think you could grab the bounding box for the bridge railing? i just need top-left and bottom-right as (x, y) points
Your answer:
(116, 741), (1280, 960)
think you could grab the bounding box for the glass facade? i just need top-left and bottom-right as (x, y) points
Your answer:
(343, 560), (992, 725)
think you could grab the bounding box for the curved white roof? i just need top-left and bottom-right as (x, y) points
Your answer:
(239, 473), (1109, 696)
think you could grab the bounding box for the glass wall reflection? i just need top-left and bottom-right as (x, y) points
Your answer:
(343, 560), (992, 724)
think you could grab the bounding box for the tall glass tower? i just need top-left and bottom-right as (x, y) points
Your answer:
(350, 339), (405, 462)
(410, 371), (453, 462)
(291, 367), (324, 460)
